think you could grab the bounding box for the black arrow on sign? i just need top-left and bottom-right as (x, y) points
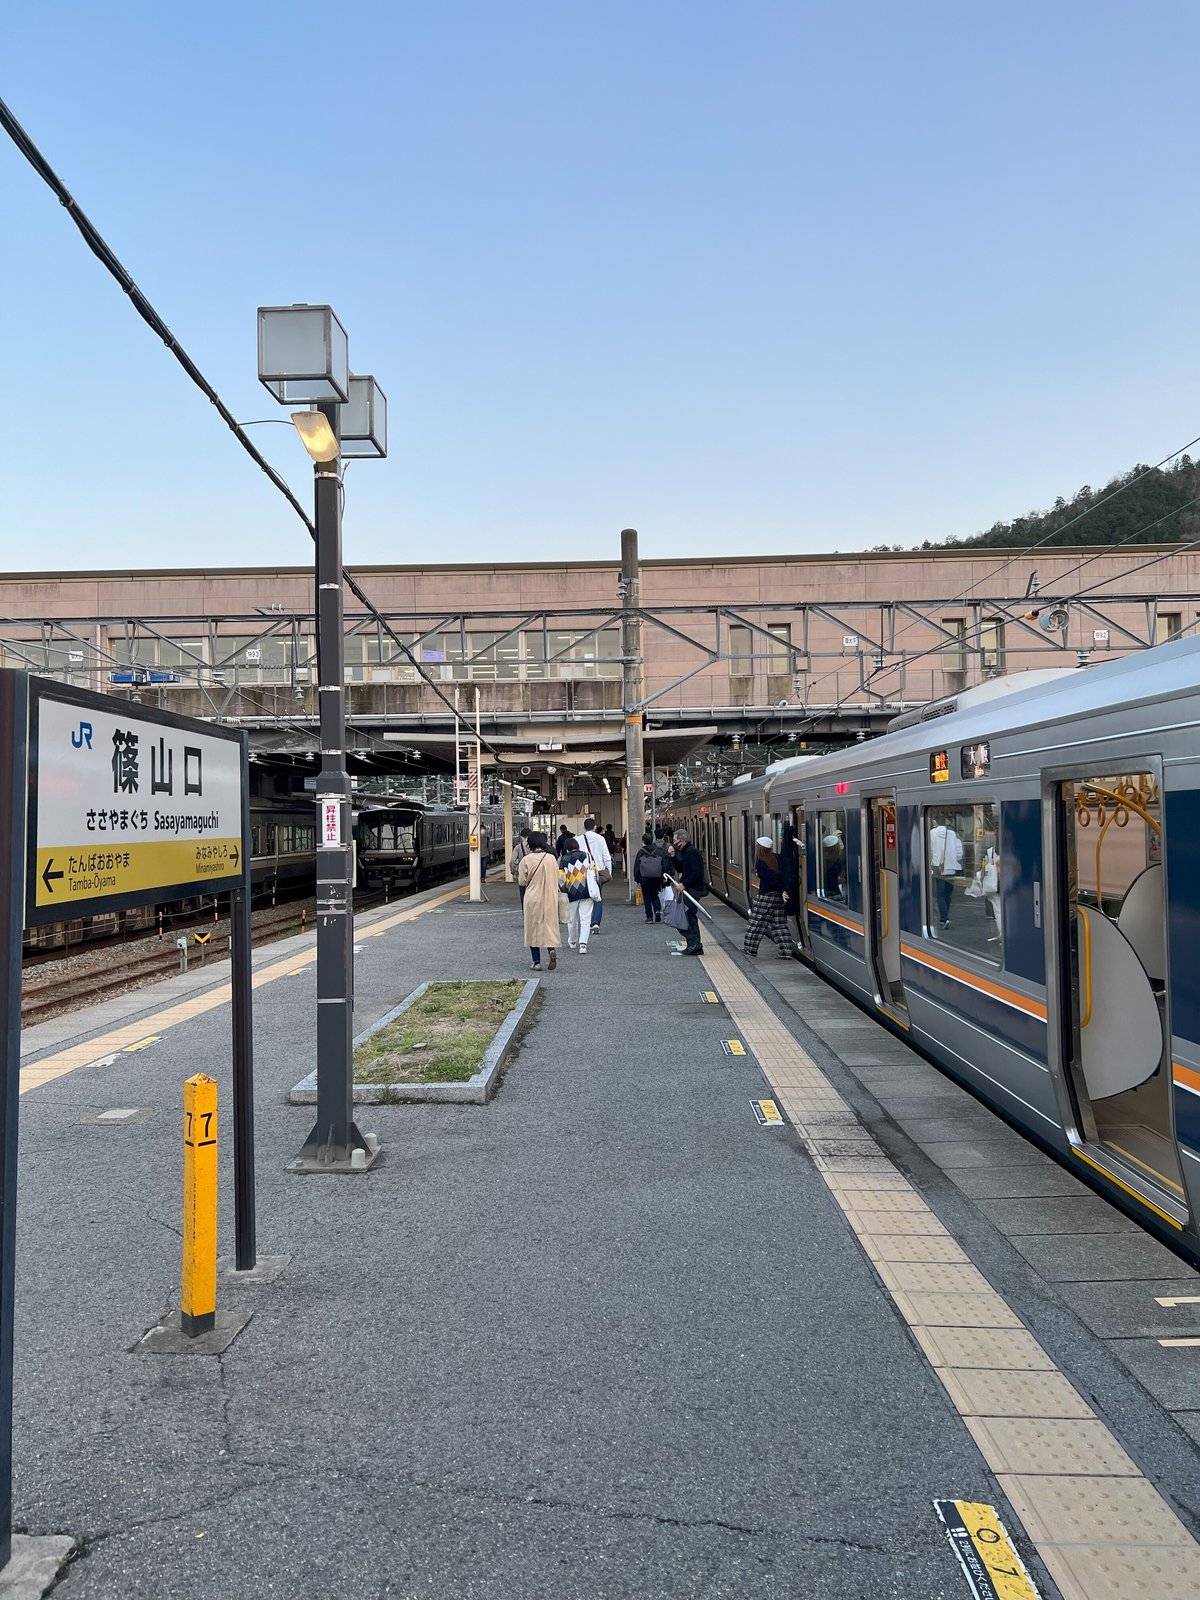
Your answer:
(42, 859), (64, 894)
(230, 844), (240, 870)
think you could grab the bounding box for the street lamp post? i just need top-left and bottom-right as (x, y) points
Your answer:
(257, 305), (387, 1174)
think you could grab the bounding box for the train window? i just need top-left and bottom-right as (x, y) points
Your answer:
(925, 801), (1001, 962)
(251, 825), (263, 856)
(817, 810), (847, 901)
(436, 824), (447, 845)
(726, 817), (740, 870)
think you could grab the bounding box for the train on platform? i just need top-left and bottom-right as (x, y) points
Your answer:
(666, 636), (1200, 1259)
(23, 794), (507, 955)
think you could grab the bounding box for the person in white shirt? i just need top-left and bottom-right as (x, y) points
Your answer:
(581, 818), (612, 931)
(929, 817), (964, 928)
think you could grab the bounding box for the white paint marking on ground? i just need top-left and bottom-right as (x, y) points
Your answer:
(96, 1108), (140, 1123)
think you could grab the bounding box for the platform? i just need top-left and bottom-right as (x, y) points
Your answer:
(10, 878), (1200, 1599)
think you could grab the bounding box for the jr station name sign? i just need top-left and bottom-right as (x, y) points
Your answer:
(26, 681), (246, 925)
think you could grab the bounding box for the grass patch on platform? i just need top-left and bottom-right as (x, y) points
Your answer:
(353, 981), (526, 1084)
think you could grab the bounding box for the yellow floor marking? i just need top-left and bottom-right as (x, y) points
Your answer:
(698, 941), (1200, 1596)
(124, 1036), (161, 1052)
(937, 1498), (1042, 1600)
(1157, 1336), (1200, 1347)
(19, 885), (464, 1096)
(723, 1040), (746, 1056)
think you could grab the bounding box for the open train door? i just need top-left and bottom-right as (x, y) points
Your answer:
(1050, 768), (1186, 1224)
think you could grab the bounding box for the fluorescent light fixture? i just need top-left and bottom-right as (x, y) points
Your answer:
(291, 411), (339, 462)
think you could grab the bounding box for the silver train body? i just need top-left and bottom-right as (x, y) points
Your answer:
(667, 637), (1200, 1259)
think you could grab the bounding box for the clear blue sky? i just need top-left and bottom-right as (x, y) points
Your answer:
(3, 1), (1196, 572)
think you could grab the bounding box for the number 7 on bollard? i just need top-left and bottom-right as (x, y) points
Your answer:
(181, 1074), (218, 1337)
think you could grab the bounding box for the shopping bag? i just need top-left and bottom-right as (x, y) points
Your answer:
(663, 899), (690, 931)
(635, 886), (643, 906)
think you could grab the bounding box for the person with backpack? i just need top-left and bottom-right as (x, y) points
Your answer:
(558, 832), (601, 954)
(633, 831), (667, 922)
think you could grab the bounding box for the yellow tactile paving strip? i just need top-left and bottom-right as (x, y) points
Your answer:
(700, 945), (1200, 1600)
(19, 886), (464, 1097)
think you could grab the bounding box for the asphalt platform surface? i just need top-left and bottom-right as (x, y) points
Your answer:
(16, 881), (1036, 1599)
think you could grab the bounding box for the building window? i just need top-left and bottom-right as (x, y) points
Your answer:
(1155, 612), (1182, 645)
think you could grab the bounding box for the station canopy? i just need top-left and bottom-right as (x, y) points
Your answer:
(247, 724), (718, 779)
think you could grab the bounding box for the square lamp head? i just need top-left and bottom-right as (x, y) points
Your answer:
(257, 304), (349, 404)
(339, 374), (387, 459)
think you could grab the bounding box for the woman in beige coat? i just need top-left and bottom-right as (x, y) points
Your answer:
(517, 832), (561, 971)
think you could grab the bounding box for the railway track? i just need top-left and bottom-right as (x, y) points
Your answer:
(20, 892), (390, 1027)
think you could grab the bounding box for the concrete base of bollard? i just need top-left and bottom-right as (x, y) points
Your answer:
(217, 1252), (291, 1284)
(132, 1309), (252, 1356)
(0, 1535), (76, 1598)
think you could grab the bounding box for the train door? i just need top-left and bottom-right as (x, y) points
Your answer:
(865, 796), (907, 1019)
(1052, 769), (1184, 1211)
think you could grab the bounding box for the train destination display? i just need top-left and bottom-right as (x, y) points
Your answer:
(27, 682), (246, 924)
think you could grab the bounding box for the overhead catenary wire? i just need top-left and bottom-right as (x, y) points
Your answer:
(0, 93), (500, 763)
(772, 480), (1200, 751)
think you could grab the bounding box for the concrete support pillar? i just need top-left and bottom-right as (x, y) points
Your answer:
(621, 527), (644, 900)
(502, 783), (514, 881)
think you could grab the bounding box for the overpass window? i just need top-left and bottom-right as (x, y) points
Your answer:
(767, 625), (792, 694)
(817, 810), (846, 901)
(728, 624), (752, 678)
(1155, 613), (1182, 644)
(980, 619), (1006, 674)
(942, 619), (966, 696)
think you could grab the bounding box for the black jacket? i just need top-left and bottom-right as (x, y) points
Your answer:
(673, 843), (706, 895)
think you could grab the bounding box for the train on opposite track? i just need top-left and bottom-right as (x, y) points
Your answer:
(665, 635), (1200, 1260)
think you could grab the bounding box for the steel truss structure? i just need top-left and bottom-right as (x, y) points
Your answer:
(2, 591), (1196, 740)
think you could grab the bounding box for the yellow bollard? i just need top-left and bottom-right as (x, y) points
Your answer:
(181, 1073), (218, 1337)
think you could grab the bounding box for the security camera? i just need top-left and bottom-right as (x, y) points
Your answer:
(776, 699), (789, 709)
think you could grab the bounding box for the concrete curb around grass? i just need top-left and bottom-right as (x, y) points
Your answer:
(288, 977), (540, 1105)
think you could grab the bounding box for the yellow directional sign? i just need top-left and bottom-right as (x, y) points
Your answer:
(752, 1099), (783, 1125)
(27, 681), (246, 924)
(722, 1039), (746, 1057)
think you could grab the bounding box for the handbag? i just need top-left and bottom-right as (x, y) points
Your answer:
(598, 867), (612, 885)
(663, 898), (690, 931)
(557, 891), (570, 922)
(980, 853), (998, 895)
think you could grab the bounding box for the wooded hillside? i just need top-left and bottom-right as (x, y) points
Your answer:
(876, 456), (1200, 552)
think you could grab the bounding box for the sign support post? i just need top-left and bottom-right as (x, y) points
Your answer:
(0, 670), (27, 1571)
(230, 734), (255, 1265)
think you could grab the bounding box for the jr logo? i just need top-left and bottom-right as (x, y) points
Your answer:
(71, 721), (93, 750)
